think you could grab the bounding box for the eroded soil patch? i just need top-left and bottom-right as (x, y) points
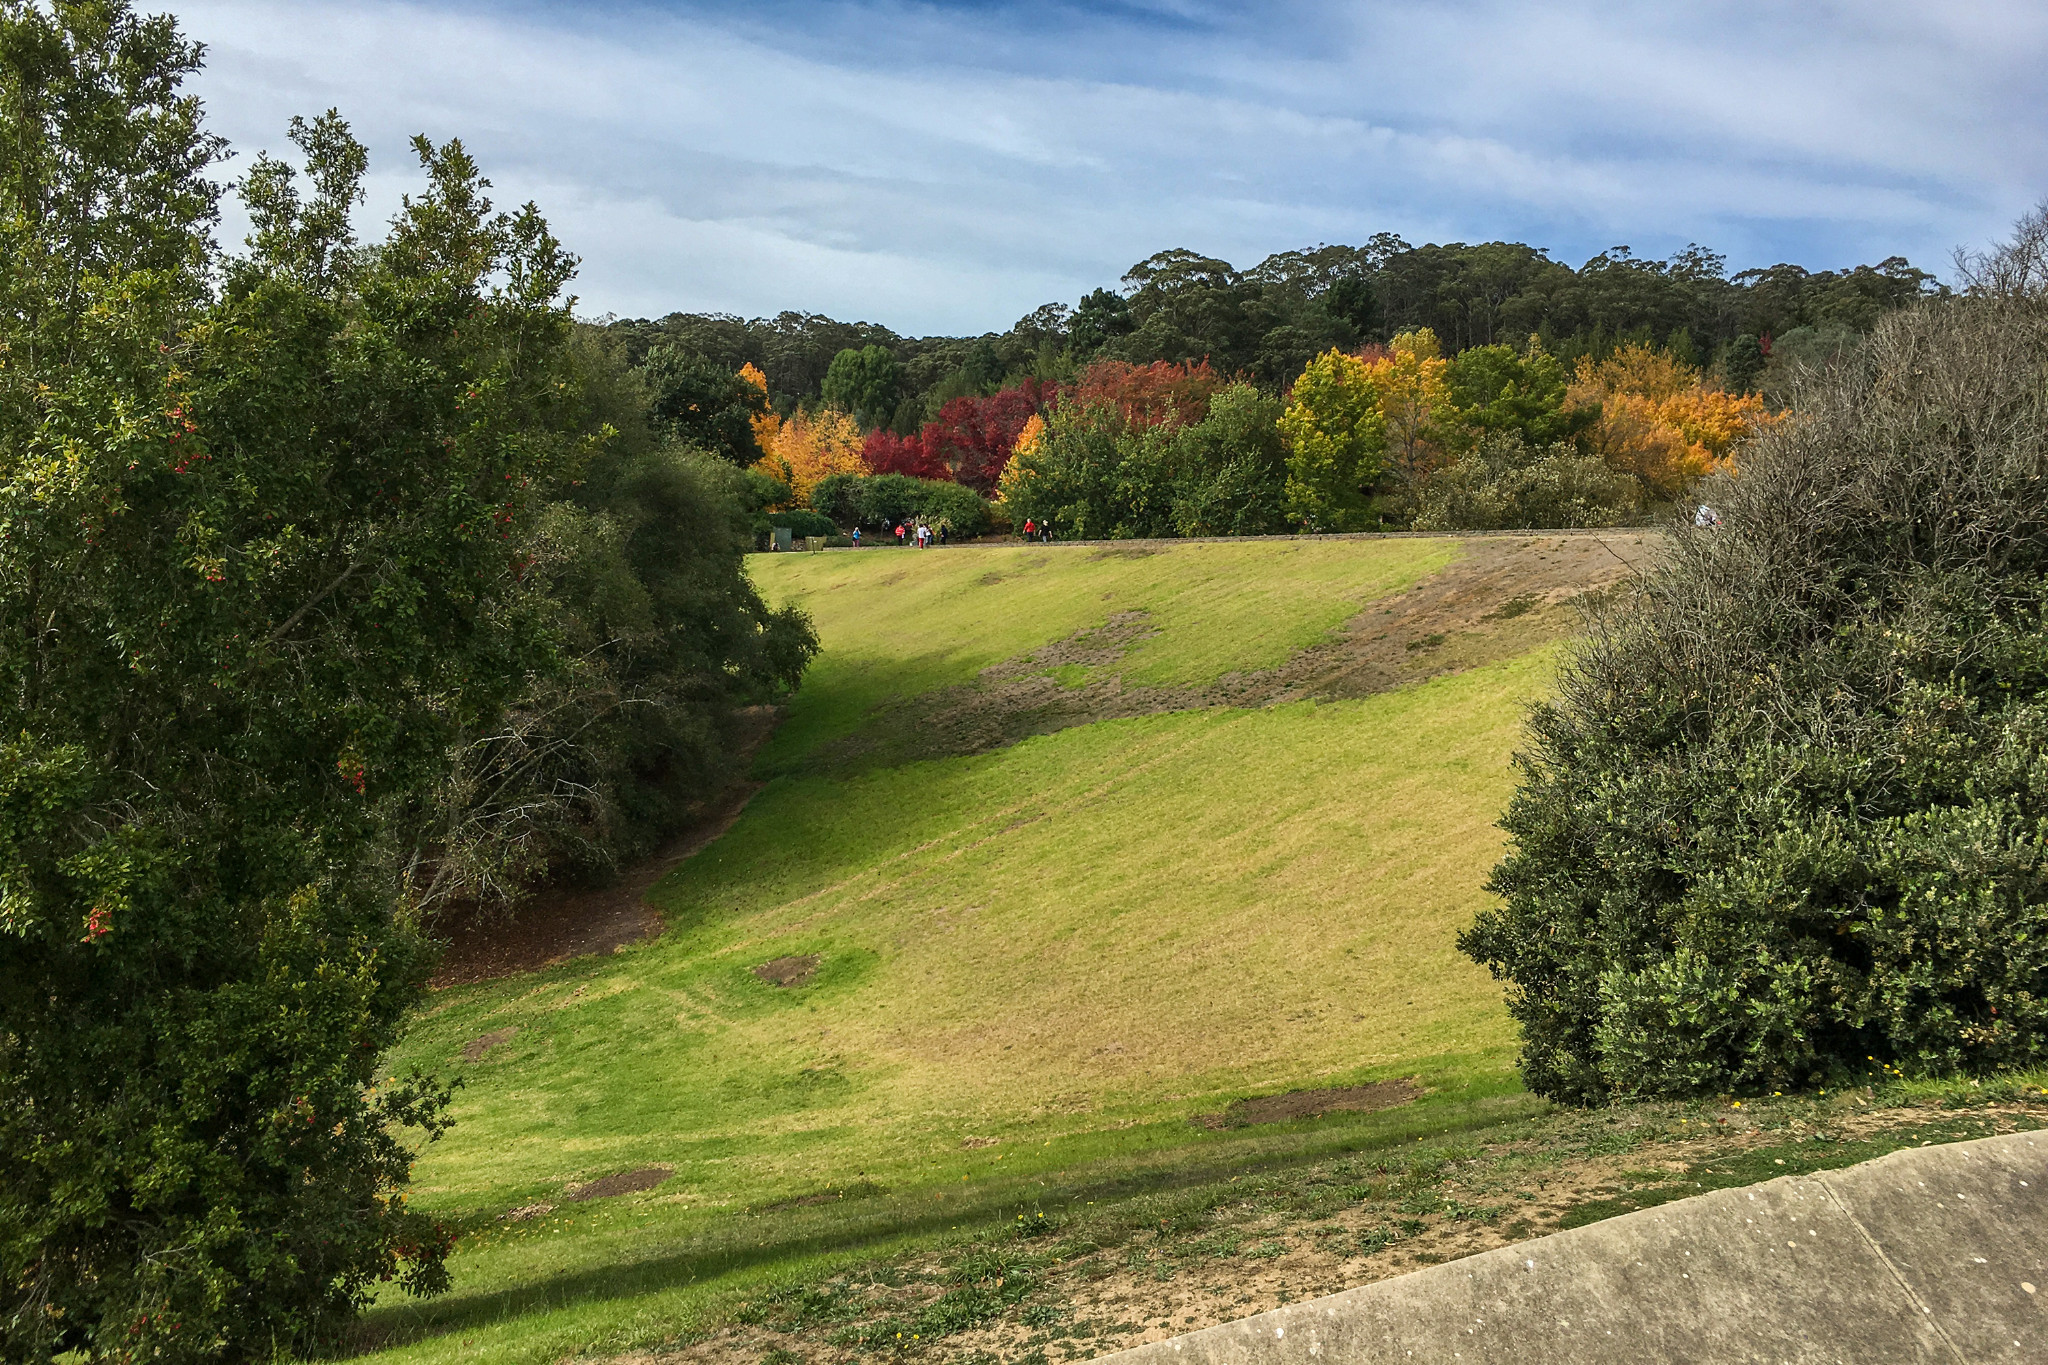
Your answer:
(1194, 1079), (1419, 1130)
(818, 534), (1659, 771)
(753, 954), (821, 988)
(429, 708), (779, 988)
(460, 1026), (518, 1063)
(565, 1167), (673, 1203)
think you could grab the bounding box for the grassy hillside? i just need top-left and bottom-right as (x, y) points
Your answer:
(354, 537), (1630, 1365)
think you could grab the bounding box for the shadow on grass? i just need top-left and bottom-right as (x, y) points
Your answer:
(345, 1088), (1541, 1356)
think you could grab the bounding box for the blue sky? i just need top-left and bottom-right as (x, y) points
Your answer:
(177, 0), (2047, 334)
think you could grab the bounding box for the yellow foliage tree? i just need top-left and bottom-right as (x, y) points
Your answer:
(1361, 328), (1454, 482)
(1279, 349), (1385, 530)
(1567, 343), (1779, 499)
(996, 412), (1045, 506)
(739, 362), (781, 455)
(752, 406), (868, 507)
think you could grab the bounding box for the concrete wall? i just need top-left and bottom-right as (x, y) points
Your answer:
(1091, 1130), (2045, 1365)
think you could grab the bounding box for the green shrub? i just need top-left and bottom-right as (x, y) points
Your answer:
(1005, 382), (1290, 539)
(809, 472), (991, 536)
(764, 508), (837, 539)
(1462, 285), (2048, 1102)
(1411, 432), (1644, 531)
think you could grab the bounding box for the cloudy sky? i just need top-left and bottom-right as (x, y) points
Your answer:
(175, 0), (2046, 335)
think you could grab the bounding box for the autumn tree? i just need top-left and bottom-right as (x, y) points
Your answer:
(1364, 328), (1454, 484)
(862, 428), (946, 480)
(753, 407), (868, 506)
(1279, 349), (1386, 529)
(1072, 359), (1225, 428)
(1566, 342), (1777, 499)
(921, 381), (1052, 492)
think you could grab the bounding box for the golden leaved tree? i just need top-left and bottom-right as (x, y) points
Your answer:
(1567, 343), (1778, 500)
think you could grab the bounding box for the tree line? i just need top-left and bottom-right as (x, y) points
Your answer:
(609, 237), (1940, 438)
(607, 233), (1940, 543)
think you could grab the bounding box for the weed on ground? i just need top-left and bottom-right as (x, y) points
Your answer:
(632, 1080), (2048, 1365)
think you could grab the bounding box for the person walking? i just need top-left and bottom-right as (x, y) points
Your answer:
(1022, 518), (1034, 540)
(895, 522), (906, 546)
(939, 523), (949, 546)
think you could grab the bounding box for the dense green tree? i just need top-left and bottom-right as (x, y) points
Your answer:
(1411, 432), (1641, 531)
(1462, 279), (2048, 1102)
(1168, 383), (1291, 535)
(1068, 286), (1133, 358)
(1116, 248), (1255, 372)
(639, 344), (768, 463)
(961, 336), (1007, 393)
(1443, 341), (1587, 448)
(1004, 383), (1288, 540)
(0, 8), (596, 1347)
(820, 343), (902, 427)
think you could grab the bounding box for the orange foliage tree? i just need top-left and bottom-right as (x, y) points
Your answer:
(752, 406), (868, 507)
(1566, 344), (1778, 499)
(1072, 359), (1226, 428)
(739, 362), (779, 454)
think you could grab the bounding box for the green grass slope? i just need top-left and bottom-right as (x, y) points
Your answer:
(357, 538), (1567, 1364)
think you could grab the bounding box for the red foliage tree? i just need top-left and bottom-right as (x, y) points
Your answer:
(861, 428), (948, 480)
(921, 379), (1054, 492)
(1072, 359), (1226, 428)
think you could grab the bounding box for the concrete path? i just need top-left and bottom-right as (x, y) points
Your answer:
(1091, 1130), (2045, 1364)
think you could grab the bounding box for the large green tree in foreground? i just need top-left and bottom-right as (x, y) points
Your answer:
(1462, 220), (2048, 1102)
(0, 4), (618, 1358)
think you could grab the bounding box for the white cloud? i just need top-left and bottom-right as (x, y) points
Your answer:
(174, 0), (2048, 334)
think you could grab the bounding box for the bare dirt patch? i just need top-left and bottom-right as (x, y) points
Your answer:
(564, 1166), (673, 1203)
(460, 1026), (518, 1063)
(752, 954), (821, 988)
(1193, 1079), (1419, 1130)
(428, 707), (779, 988)
(816, 534), (1660, 771)
(498, 1201), (554, 1222)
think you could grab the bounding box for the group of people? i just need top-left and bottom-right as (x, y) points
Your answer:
(891, 520), (946, 548)
(844, 517), (1054, 549)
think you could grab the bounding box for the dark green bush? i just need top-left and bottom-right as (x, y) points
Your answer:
(764, 508), (837, 539)
(1461, 284), (2048, 1102)
(810, 472), (991, 536)
(1004, 382), (1290, 539)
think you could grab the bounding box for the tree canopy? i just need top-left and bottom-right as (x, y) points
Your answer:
(0, 8), (814, 1358)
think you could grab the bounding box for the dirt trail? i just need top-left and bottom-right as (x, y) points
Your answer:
(427, 708), (778, 988)
(823, 533), (1659, 770)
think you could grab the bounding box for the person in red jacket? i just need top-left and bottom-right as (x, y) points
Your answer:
(894, 523), (906, 545)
